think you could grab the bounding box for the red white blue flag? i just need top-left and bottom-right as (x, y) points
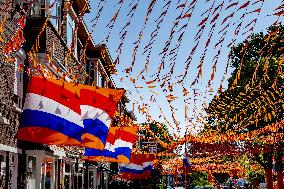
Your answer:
(183, 154), (191, 167)
(17, 76), (124, 149)
(119, 154), (155, 180)
(83, 126), (137, 163)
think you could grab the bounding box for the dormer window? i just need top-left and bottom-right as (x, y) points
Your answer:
(66, 12), (77, 58)
(30, 3), (41, 16)
(49, 0), (61, 30)
(16, 0), (61, 22)
(18, 0), (45, 17)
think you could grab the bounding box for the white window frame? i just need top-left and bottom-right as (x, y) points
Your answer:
(66, 8), (77, 58)
(48, 0), (62, 31)
(88, 58), (99, 86)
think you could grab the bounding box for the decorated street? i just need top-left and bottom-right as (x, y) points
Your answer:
(1, 0), (284, 189)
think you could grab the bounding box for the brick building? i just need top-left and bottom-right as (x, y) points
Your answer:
(0, 0), (134, 189)
(0, 1), (26, 188)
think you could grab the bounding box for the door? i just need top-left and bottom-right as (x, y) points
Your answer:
(9, 153), (18, 189)
(0, 152), (6, 189)
(88, 170), (94, 189)
(27, 156), (36, 189)
(44, 157), (54, 189)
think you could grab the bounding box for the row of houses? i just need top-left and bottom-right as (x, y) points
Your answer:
(0, 0), (135, 188)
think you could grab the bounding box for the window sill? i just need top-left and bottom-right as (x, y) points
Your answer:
(12, 105), (22, 113)
(0, 116), (10, 125)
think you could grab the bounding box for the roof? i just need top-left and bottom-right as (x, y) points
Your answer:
(128, 111), (137, 121)
(122, 95), (130, 103)
(73, 0), (91, 13)
(76, 21), (118, 87)
(76, 21), (116, 74)
(77, 19), (95, 50)
(93, 44), (117, 74)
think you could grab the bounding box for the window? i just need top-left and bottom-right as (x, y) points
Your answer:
(42, 157), (53, 189)
(149, 145), (157, 154)
(67, 13), (77, 57)
(18, 0), (44, 17)
(65, 162), (71, 173)
(98, 72), (103, 87)
(88, 60), (98, 86)
(31, 3), (41, 16)
(14, 59), (23, 109)
(49, 0), (61, 30)
(0, 153), (6, 179)
(27, 156), (36, 189)
(13, 94), (21, 109)
(64, 161), (72, 188)
(0, 153), (6, 188)
(101, 76), (106, 88)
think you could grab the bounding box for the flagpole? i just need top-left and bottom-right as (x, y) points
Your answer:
(175, 165), (178, 188)
(184, 128), (188, 189)
(185, 165), (187, 188)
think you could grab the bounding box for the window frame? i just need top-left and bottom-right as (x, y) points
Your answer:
(66, 7), (77, 58)
(48, 0), (62, 31)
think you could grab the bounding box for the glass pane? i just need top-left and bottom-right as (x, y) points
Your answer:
(41, 158), (45, 189)
(0, 154), (5, 175)
(31, 3), (41, 15)
(89, 171), (93, 188)
(9, 154), (17, 189)
(65, 162), (70, 173)
(66, 14), (74, 48)
(27, 156), (36, 189)
(0, 154), (6, 188)
(98, 72), (102, 87)
(45, 158), (53, 189)
(64, 175), (70, 189)
(49, 0), (61, 30)
(74, 175), (77, 189)
(54, 160), (58, 189)
(78, 175), (82, 189)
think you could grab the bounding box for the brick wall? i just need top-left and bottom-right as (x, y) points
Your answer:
(46, 23), (86, 82)
(0, 16), (21, 148)
(0, 42), (19, 148)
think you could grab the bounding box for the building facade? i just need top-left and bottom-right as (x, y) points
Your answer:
(0, 0), (134, 189)
(0, 1), (26, 188)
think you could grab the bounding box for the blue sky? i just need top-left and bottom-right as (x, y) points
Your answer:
(84, 0), (284, 137)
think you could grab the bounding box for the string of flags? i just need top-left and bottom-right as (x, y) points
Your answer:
(3, 0), (284, 179)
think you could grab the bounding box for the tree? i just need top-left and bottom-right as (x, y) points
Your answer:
(247, 170), (265, 188)
(139, 121), (174, 154)
(135, 122), (174, 188)
(148, 160), (165, 189)
(189, 171), (210, 188)
(206, 24), (284, 189)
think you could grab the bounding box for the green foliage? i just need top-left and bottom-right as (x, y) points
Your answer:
(207, 24), (284, 134)
(229, 24), (284, 88)
(127, 162), (165, 189)
(274, 146), (283, 172)
(212, 172), (229, 184)
(148, 160), (165, 189)
(246, 170), (265, 188)
(205, 24), (284, 175)
(189, 171), (210, 188)
(139, 121), (174, 153)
